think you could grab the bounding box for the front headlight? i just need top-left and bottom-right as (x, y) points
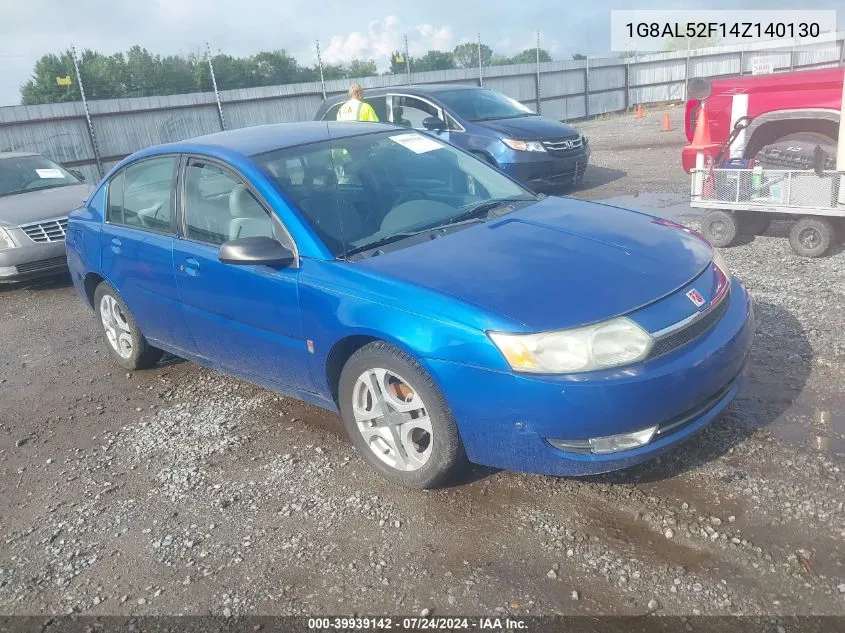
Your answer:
(711, 248), (731, 281)
(502, 138), (546, 153)
(0, 228), (17, 250)
(489, 317), (653, 374)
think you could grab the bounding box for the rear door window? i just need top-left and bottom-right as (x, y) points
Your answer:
(106, 156), (177, 234)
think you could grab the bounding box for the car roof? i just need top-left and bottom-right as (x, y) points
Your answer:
(152, 121), (402, 158)
(0, 151), (40, 159)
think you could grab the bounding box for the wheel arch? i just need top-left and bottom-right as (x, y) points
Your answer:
(83, 272), (106, 309)
(743, 109), (839, 158)
(324, 332), (423, 406)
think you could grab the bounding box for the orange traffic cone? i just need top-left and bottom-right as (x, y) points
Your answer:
(635, 104), (644, 119)
(688, 102), (714, 149)
(660, 112), (672, 132)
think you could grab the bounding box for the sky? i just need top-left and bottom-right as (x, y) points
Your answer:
(0, 0), (842, 106)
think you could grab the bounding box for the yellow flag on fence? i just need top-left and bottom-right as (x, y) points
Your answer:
(56, 75), (72, 87)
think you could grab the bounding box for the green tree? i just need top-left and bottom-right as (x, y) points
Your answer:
(413, 50), (456, 72)
(389, 51), (408, 74)
(344, 59), (377, 78)
(508, 48), (552, 64)
(453, 42), (493, 68)
(572, 53), (587, 60)
(253, 50), (300, 86)
(20, 51), (77, 105)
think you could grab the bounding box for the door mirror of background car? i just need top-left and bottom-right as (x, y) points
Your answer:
(218, 236), (295, 268)
(69, 169), (86, 182)
(422, 117), (446, 132)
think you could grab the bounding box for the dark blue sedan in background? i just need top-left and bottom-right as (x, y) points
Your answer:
(66, 122), (754, 489)
(315, 85), (591, 192)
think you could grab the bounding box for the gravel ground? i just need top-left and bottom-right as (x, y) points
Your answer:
(1, 110), (844, 617)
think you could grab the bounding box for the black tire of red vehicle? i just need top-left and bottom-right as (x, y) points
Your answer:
(736, 211), (772, 236)
(789, 216), (834, 258)
(338, 341), (468, 489)
(702, 210), (739, 247)
(93, 281), (164, 371)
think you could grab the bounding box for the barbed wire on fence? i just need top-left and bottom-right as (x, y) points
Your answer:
(1, 29), (843, 183)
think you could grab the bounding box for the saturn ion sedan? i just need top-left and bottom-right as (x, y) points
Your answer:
(66, 122), (754, 489)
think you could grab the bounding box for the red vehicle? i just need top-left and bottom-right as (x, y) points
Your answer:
(682, 67), (843, 173)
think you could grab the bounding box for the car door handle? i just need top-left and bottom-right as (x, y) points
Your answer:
(110, 237), (122, 254)
(180, 258), (200, 277)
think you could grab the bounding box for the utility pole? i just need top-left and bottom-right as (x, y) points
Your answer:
(535, 30), (542, 115)
(477, 33), (483, 86)
(206, 42), (226, 130)
(316, 39), (326, 100)
(404, 33), (411, 85)
(71, 45), (102, 178)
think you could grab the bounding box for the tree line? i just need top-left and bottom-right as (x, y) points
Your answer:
(19, 43), (559, 106)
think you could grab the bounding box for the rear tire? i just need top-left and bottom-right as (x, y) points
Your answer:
(702, 210), (739, 247)
(94, 281), (163, 370)
(789, 216), (834, 258)
(338, 341), (468, 489)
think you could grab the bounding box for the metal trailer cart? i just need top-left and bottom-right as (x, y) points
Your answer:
(690, 167), (844, 257)
(690, 71), (845, 258)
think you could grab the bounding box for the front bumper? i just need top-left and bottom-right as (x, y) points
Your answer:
(423, 277), (754, 477)
(500, 147), (591, 191)
(0, 239), (68, 283)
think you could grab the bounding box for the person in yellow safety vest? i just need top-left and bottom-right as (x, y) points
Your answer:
(336, 83), (379, 122)
(333, 83), (379, 183)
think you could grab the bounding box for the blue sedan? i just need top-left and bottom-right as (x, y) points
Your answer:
(66, 122), (754, 489)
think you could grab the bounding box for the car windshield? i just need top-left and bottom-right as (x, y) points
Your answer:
(254, 129), (536, 257)
(435, 89), (536, 122)
(0, 155), (80, 198)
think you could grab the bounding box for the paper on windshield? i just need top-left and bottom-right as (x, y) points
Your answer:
(35, 168), (64, 179)
(389, 133), (444, 154)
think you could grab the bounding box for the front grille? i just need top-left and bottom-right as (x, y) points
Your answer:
(15, 256), (67, 274)
(541, 135), (583, 157)
(19, 217), (68, 243)
(649, 291), (730, 360)
(655, 368), (742, 440)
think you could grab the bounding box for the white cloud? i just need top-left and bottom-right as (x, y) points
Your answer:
(323, 15), (453, 71)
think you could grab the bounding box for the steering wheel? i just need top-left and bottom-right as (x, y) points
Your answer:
(393, 189), (430, 206)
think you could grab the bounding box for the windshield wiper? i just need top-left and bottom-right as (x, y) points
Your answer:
(345, 218), (487, 257)
(444, 196), (536, 226)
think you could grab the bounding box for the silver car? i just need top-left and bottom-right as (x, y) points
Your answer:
(0, 152), (93, 283)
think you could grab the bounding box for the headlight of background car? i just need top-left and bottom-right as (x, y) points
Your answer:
(0, 228), (17, 250)
(711, 248), (731, 281)
(502, 138), (546, 153)
(489, 317), (653, 374)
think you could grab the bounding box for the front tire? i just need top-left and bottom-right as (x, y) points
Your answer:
(702, 210), (739, 247)
(94, 281), (163, 370)
(338, 341), (468, 489)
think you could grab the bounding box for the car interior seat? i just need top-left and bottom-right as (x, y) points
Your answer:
(228, 185), (273, 240)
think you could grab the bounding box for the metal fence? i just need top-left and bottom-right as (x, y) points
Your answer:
(2, 31), (843, 184)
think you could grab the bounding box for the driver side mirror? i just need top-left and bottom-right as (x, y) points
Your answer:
(69, 169), (86, 182)
(422, 116), (446, 132)
(219, 236), (295, 268)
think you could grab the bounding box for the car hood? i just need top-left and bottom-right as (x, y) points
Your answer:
(0, 184), (93, 228)
(478, 115), (581, 140)
(356, 197), (712, 332)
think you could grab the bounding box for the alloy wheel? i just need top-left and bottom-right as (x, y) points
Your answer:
(351, 368), (432, 471)
(99, 294), (133, 359)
